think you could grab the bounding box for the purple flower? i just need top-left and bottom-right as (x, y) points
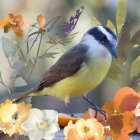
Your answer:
(63, 6), (84, 33)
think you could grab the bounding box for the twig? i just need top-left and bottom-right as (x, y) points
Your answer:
(44, 16), (61, 32)
(27, 34), (43, 81)
(129, 79), (140, 88)
(26, 30), (41, 54)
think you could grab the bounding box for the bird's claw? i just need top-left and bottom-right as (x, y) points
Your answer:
(89, 106), (107, 120)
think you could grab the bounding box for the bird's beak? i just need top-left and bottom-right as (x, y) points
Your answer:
(108, 46), (117, 59)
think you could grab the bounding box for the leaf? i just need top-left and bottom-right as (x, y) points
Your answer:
(14, 77), (27, 87)
(37, 15), (46, 28)
(93, 16), (101, 27)
(39, 52), (59, 59)
(131, 29), (140, 45)
(11, 60), (26, 69)
(9, 52), (26, 69)
(130, 56), (140, 79)
(128, 45), (140, 66)
(4, 25), (11, 33)
(47, 34), (57, 44)
(2, 38), (26, 69)
(116, 22), (131, 65)
(116, 0), (127, 36)
(107, 61), (125, 84)
(2, 37), (15, 58)
(106, 20), (116, 35)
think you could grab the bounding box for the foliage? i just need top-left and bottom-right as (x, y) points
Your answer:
(93, 0), (140, 91)
(0, 6), (84, 104)
(83, 87), (140, 139)
(0, 6), (84, 139)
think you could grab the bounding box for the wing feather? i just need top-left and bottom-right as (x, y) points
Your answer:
(37, 44), (88, 90)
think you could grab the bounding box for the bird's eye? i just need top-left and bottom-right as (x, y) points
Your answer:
(101, 35), (107, 44)
(102, 35), (107, 40)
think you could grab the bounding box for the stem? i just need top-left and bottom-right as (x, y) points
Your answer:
(26, 30), (41, 54)
(129, 79), (140, 88)
(44, 16), (61, 32)
(30, 33), (40, 51)
(27, 34), (43, 81)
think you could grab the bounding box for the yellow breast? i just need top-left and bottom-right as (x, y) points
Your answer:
(34, 55), (112, 103)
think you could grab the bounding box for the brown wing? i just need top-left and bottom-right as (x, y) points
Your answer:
(36, 44), (88, 91)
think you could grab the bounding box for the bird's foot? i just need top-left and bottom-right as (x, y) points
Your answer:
(67, 103), (75, 118)
(89, 105), (107, 120)
(83, 96), (107, 120)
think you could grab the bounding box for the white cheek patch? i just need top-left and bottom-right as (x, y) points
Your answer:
(81, 34), (111, 58)
(98, 26), (112, 42)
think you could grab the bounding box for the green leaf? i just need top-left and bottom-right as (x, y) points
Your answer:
(106, 20), (117, 35)
(107, 61), (125, 85)
(131, 29), (140, 45)
(130, 56), (140, 80)
(11, 60), (26, 69)
(116, 22), (131, 65)
(8, 52), (26, 69)
(2, 37), (15, 58)
(116, 0), (127, 36)
(128, 45), (140, 65)
(14, 77), (27, 87)
(93, 16), (102, 27)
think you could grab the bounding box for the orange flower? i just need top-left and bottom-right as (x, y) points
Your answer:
(83, 108), (105, 122)
(82, 87), (139, 139)
(0, 99), (31, 136)
(114, 87), (140, 113)
(0, 14), (13, 29)
(106, 112), (135, 140)
(37, 15), (46, 29)
(100, 87), (138, 139)
(64, 118), (106, 140)
(0, 14), (25, 39)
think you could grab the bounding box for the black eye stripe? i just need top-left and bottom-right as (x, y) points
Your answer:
(87, 26), (117, 41)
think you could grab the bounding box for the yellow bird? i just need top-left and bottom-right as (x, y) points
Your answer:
(13, 26), (117, 118)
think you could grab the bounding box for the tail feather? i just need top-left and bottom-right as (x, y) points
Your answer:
(13, 88), (35, 104)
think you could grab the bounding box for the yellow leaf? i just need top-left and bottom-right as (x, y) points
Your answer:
(106, 20), (116, 35)
(116, 0), (127, 36)
(130, 56), (140, 79)
(93, 16), (101, 27)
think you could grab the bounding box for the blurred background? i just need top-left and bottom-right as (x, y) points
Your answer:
(0, 0), (139, 113)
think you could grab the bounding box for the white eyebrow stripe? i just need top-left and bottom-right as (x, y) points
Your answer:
(98, 26), (112, 41)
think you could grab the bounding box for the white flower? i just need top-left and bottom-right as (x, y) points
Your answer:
(21, 108), (60, 140)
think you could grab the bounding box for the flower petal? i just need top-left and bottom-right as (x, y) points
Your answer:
(83, 108), (105, 122)
(43, 110), (58, 123)
(114, 87), (140, 112)
(102, 101), (115, 115)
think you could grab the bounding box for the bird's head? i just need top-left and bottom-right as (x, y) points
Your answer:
(81, 26), (118, 58)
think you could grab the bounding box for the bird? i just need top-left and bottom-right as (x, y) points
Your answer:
(13, 26), (117, 118)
